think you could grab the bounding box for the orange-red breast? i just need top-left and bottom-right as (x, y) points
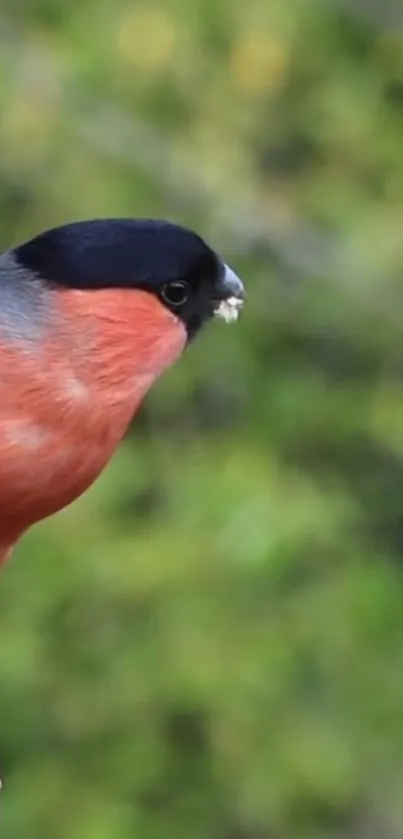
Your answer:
(0, 218), (245, 563)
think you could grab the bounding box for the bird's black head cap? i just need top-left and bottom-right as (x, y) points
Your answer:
(14, 218), (244, 340)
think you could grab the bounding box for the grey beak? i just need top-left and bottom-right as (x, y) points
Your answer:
(213, 264), (245, 323)
(217, 264), (245, 300)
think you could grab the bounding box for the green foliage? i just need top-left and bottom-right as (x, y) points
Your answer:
(1, 0), (403, 836)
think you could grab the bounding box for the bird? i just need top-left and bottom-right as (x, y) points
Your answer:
(0, 217), (245, 565)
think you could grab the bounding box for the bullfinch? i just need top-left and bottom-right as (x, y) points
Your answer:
(0, 218), (245, 565)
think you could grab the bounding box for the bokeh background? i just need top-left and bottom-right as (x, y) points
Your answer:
(1, 1), (403, 837)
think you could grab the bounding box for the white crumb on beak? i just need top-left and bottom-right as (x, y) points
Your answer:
(214, 296), (244, 324)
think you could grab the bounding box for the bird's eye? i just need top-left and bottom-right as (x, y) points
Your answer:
(161, 280), (190, 307)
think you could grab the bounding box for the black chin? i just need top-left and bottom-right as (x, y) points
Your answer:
(172, 297), (215, 342)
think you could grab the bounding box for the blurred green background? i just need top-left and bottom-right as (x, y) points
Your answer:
(2, 1), (403, 837)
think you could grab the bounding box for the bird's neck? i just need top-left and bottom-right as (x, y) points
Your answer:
(0, 287), (186, 549)
(59, 287), (186, 418)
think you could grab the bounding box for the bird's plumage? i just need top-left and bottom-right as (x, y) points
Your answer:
(0, 218), (244, 563)
(15, 218), (225, 340)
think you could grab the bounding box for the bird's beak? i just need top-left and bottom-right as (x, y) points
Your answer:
(213, 265), (245, 323)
